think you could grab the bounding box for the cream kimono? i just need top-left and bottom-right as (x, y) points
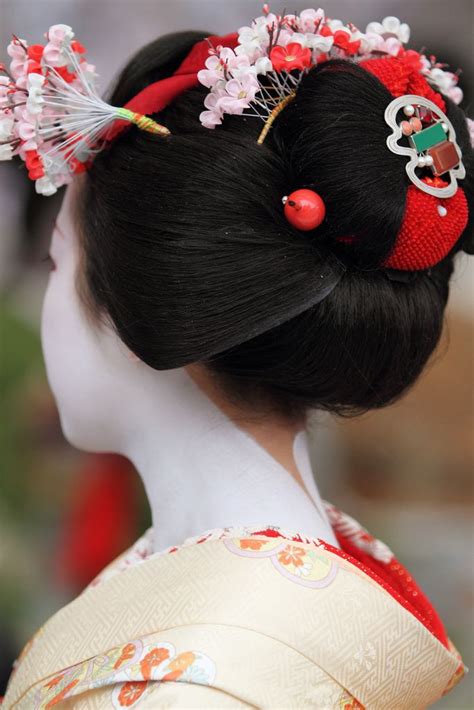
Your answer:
(2, 500), (467, 709)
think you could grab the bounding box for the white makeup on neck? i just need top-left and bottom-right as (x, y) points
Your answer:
(40, 179), (340, 553)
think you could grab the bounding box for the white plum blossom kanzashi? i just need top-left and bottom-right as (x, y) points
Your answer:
(196, 4), (465, 132)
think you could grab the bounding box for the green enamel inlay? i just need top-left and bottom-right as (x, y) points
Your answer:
(410, 122), (447, 152)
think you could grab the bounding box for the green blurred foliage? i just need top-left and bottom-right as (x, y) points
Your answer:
(0, 297), (45, 516)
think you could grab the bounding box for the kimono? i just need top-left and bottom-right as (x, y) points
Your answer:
(2, 499), (467, 709)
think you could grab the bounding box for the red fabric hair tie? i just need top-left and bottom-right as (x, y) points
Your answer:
(104, 32), (239, 142)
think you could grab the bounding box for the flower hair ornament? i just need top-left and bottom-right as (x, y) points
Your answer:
(0, 5), (472, 292)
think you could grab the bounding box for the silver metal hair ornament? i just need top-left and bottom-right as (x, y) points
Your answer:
(384, 94), (465, 198)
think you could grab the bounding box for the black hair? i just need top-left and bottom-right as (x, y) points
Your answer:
(74, 30), (474, 423)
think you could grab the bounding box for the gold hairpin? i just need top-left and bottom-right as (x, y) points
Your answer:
(257, 91), (297, 145)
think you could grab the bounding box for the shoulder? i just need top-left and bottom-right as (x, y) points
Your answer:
(3, 509), (466, 709)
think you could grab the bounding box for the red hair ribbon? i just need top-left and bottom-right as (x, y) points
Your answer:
(106, 38), (468, 271)
(104, 32), (239, 142)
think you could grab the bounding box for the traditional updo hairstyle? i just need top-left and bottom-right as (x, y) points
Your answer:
(73, 31), (474, 424)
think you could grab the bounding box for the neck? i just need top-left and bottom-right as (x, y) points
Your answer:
(119, 366), (339, 552)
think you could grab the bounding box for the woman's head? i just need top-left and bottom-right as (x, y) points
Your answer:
(42, 30), (474, 436)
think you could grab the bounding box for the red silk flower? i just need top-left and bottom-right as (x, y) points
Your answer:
(270, 42), (312, 72)
(319, 25), (361, 56)
(333, 30), (361, 56)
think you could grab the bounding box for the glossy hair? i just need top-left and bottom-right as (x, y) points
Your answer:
(74, 30), (474, 423)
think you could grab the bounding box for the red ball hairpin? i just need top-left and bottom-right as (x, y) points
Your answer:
(281, 189), (326, 231)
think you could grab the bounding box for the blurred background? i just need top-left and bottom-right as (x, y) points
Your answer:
(0, 0), (472, 705)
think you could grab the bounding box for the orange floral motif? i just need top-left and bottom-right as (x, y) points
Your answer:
(117, 681), (147, 707)
(114, 642), (136, 669)
(140, 646), (170, 680)
(239, 538), (267, 550)
(162, 651), (196, 681)
(45, 680), (80, 708)
(338, 688), (365, 709)
(343, 699), (365, 709)
(278, 544), (306, 567)
(43, 674), (65, 690)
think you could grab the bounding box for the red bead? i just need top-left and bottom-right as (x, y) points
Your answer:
(283, 188), (326, 231)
